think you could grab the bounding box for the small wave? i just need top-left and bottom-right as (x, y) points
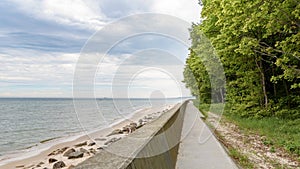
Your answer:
(39, 137), (61, 144)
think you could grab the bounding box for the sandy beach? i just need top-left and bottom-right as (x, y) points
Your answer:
(0, 103), (178, 169)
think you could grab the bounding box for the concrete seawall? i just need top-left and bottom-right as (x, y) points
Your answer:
(125, 102), (187, 169)
(75, 100), (238, 169)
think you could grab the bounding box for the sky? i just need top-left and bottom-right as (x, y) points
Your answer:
(0, 0), (201, 98)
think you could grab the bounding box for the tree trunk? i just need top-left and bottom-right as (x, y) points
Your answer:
(283, 80), (290, 108)
(255, 57), (268, 107)
(272, 66), (277, 98)
(220, 88), (224, 103)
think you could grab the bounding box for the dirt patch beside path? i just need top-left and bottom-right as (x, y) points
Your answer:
(206, 112), (300, 169)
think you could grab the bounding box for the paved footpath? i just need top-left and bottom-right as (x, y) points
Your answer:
(175, 101), (239, 169)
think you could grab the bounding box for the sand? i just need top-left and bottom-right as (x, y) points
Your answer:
(0, 104), (178, 169)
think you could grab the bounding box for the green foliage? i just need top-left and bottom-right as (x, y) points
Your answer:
(184, 0), (300, 119)
(183, 49), (211, 103)
(183, 24), (226, 104)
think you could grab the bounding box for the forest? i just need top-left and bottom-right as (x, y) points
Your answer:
(184, 0), (300, 119)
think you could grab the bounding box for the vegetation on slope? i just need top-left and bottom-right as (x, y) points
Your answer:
(184, 0), (300, 158)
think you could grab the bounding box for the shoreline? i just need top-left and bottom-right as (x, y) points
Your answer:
(0, 103), (178, 169)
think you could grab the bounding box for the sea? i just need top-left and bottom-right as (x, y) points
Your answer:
(0, 98), (184, 158)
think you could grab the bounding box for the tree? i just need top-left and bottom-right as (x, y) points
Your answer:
(184, 0), (300, 118)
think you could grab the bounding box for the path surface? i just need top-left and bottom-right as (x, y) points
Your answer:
(176, 101), (238, 169)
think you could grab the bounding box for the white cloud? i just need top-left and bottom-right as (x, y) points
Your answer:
(10, 0), (107, 30)
(10, 0), (201, 30)
(0, 52), (78, 86)
(127, 69), (183, 98)
(151, 0), (201, 23)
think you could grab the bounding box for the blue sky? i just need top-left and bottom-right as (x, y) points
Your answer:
(0, 0), (201, 98)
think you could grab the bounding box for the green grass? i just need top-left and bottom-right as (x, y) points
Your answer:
(228, 148), (254, 168)
(226, 114), (300, 157)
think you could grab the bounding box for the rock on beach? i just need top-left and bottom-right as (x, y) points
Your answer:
(53, 161), (66, 169)
(67, 151), (84, 159)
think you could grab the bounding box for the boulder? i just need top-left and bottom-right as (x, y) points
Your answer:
(89, 148), (96, 154)
(74, 141), (87, 147)
(97, 147), (104, 150)
(122, 125), (130, 133)
(63, 148), (75, 157)
(88, 142), (96, 146)
(60, 147), (69, 153)
(36, 162), (44, 167)
(15, 165), (25, 168)
(67, 151), (84, 159)
(48, 147), (69, 156)
(48, 158), (58, 163)
(97, 145), (107, 150)
(129, 123), (137, 131)
(136, 124), (144, 129)
(79, 148), (88, 153)
(130, 122), (137, 127)
(123, 123), (138, 133)
(107, 129), (123, 136)
(52, 161), (66, 169)
(48, 151), (56, 156)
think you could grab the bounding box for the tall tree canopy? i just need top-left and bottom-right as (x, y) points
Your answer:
(184, 0), (300, 118)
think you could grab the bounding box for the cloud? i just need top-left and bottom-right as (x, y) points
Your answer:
(0, 49), (191, 98)
(151, 0), (201, 23)
(8, 0), (200, 31)
(9, 0), (107, 30)
(0, 51), (81, 98)
(97, 0), (152, 19)
(0, 51), (78, 86)
(0, 32), (86, 53)
(0, 0), (200, 97)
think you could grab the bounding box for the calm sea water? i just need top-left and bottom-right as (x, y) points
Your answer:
(0, 98), (183, 156)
